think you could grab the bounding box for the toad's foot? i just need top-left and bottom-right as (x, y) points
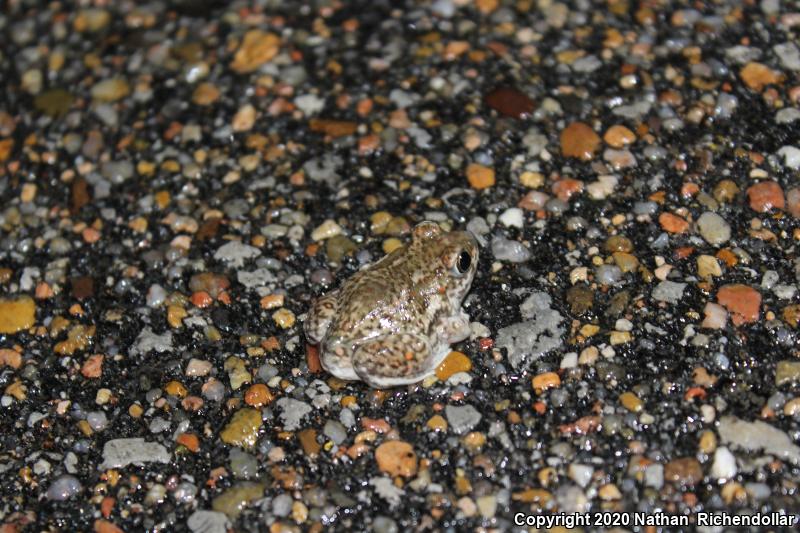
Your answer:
(353, 333), (444, 388)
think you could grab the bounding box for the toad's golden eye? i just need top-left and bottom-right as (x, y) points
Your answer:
(456, 250), (472, 274)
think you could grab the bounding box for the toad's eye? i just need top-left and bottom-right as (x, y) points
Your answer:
(456, 251), (472, 274)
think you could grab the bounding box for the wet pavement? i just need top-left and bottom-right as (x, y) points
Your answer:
(1, 1), (800, 531)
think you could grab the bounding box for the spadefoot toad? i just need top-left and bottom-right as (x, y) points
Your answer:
(304, 221), (479, 388)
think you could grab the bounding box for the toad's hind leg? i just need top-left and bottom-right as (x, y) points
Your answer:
(303, 290), (339, 344)
(352, 333), (440, 388)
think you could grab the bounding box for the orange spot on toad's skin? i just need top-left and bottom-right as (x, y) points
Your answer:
(404, 351), (414, 361)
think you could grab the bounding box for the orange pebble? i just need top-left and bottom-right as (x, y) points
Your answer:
(176, 432), (200, 452)
(191, 291), (213, 308)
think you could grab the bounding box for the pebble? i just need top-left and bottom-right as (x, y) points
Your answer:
(484, 87), (535, 119)
(491, 237), (531, 262)
(99, 438), (171, 469)
(435, 351), (472, 381)
(211, 482), (265, 519)
(46, 475), (83, 501)
(375, 441), (418, 478)
(777, 145), (800, 169)
(664, 457), (703, 487)
(0, 296), (36, 333)
(187, 510), (230, 533)
(466, 163), (495, 190)
(747, 181), (785, 212)
(659, 212), (689, 233)
(696, 212), (731, 245)
(603, 125), (636, 148)
(323, 420), (348, 445)
(275, 398), (313, 431)
(214, 241), (261, 268)
(90, 79), (130, 102)
(499, 207), (524, 228)
(787, 188), (800, 218)
(711, 446), (737, 480)
(311, 219), (344, 241)
(568, 464), (594, 487)
(717, 284), (761, 325)
(219, 408), (262, 449)
(230, 30), (280, 73)
(652, 281), (686, 304)
(739, 62), (783, 91)
(445, 405), (482, 434)
(775, 360), (800, 386)
(702, 302), (728, 329)
(718, 416), (800, 464)
(560, 122), (601, 160)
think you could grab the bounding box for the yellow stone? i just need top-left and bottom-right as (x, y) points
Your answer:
(519, 171), (544, 188)
(154, 190), (171, 209)
(129, 404), (144, 418)
(579, 324), (600, 337)
(697, 254), (722, 278)
(164, 380), (188, 398)
(462, 431), (486, 451)
(167, 305), (187, 328)
(370, 211), (393, 234)
(272, 308), (296, 329)
(598, 483), (622, 500)
(5, 379), (27, 401)
(619, 391), (643, 412)
(698, 429), (717, 454)
(435, 351), (472, 381)
(220, 408), (263, 449)
(609, 330), (632, 345)
(531, 372), (561, 393)
(54, 324), (95, 355)
(612, 252), (639, 272)
(230, 30), (280, 74)
(783, 398), (800, 416)
(382, 238), (403, 254)
(0, 296), (36, 334)
(466, 163), (495, 190)
(426, 415), (448, 432)
(77, 419), (93, 436)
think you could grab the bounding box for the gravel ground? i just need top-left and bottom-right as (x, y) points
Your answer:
(1, 1), (800, 532)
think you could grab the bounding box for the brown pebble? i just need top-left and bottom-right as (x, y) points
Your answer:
(230, 30), (280, 73)
(664, 457), (703, 487)
(71, 177), (91, 214)
(484, 87), (535, 119)
(297, 428), (321, 457)
(560, 122), (601, 160)
(603, 125), (636, 148)
(375, 440), (418, 478)
(740, 62), (784, 91)
(196, 217), (221, 241)
(309, 118), (357, 138)
(71, 276), (94, 300)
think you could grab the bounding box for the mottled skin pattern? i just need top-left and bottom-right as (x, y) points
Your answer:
(304, 222), (479, 388)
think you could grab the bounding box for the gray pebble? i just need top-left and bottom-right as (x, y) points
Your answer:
(445, 404), (482, 434)
(696, 211), (731, 245)
(323, 420), (347, 445)
(46, 475), (83, 501)
(491, 236), (531, 263)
